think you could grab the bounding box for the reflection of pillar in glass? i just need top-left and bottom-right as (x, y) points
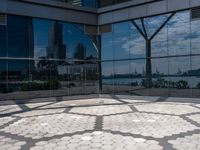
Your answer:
(47, 22), (66, 59)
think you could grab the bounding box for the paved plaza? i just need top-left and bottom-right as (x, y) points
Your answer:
(0, 97), (200, 150)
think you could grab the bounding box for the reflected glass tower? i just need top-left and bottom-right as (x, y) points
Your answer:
(47, 22), (66, 60)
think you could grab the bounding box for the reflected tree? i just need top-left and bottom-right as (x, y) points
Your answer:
(131, 13), (175, 88)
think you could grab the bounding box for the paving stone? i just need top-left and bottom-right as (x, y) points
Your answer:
(135, 103), (200, 115)
(0, 117), (16, 127)
(103, 112), (199, 138)
(169, 134), (200, 150)
(14, 109), (65, 117)
(25, 102), (54, 109)
(32, 132), (162, 150)
(0, 135), (26, 150)
(0, 105), (21, 115)
(195, 104), (200, 108)
(0, 98), (200, 150)
(1, 113), (95, 139)
(70, 105), (131, 116)
(187, 114), (200, 124)
(26, 98), (121, 109)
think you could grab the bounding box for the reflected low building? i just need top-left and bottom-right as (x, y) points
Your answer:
(0, 0), (200, 100)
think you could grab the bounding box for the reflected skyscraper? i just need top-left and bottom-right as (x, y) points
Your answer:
(74, 43), (85, 60)
(47, 22), (66, 59)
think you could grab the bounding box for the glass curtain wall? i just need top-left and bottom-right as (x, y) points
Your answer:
(1, 9), (200, 100)
(53, 0), (98, 8)
(53, 0), (133, 8)
(0, 15), (99, 101)
(101, 9), (200, 98)
(99, 0), (133, 8)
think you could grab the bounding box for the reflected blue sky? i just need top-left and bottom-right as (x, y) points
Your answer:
(102, 10), (200, 61)
(33, 19), (51, 59)
(33, 19), (98, 60)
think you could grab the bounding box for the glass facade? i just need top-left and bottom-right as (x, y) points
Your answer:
(0, 15), (99, 100)
(99, 0), (133, 8)
(53, 0), (98, 8)
(101, 10), (200, 98)
(1, 9), (200, 100)
(53, 0), (132, 8)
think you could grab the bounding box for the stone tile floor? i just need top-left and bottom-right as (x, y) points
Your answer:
(0, 97), (199, 150)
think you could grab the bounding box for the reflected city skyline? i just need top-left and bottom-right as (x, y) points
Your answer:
(0, 15), (99, 100)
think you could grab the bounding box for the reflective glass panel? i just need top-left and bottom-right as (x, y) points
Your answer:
(101, 33), (113, 61)
(114, 61), (130, 94)
(82, 0), (98, 8)
(54, 0), (98, 8)
(113, 32), (129, 60)
(144, 14), (170, 38)
(168, 11), (190, 56)
(191, 56), (200, 77)
(33, 19), (52, 59)
(7, 60), (30, 100)
(191, 56), (200, 97)
(101, 61), (114, 94)
(191, 19), (200, 55)
(63, 23), (85, 60)
(0, 60), (7, 100)
(29, 60), (51, 99)
(7, 15), (32, 58)
(47, 22), (66, 60)
(85, 35), (99, 60)
(50, 60), (69, 97)
(112, 23), (130, 59)
(151, 26), (168, 57)
(113, 22), (129, 34)
(85, 61), (99, 94)
(168, 56), (192, 97)
(0, 25), (7, 57)
(68, 61), (85, 96)
(151, 58), (169, 96)
(129, 23), (146, 59)
(168, 57), (191, 76)
(130, 59), (147, 96)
